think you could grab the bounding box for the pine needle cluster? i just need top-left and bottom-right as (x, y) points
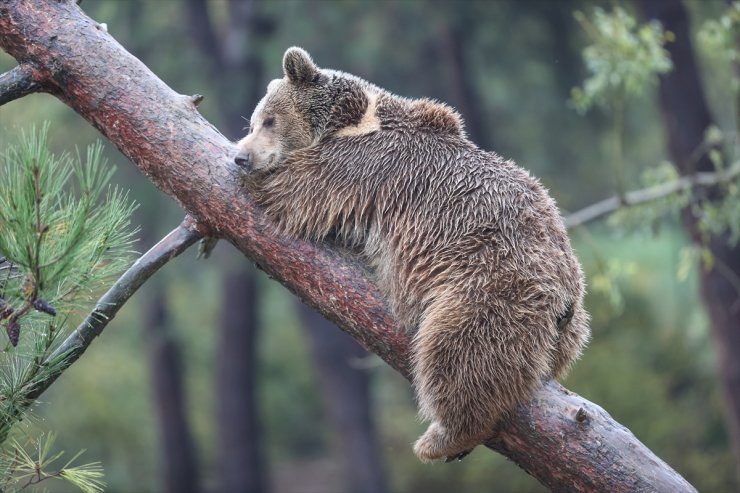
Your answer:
(0, 125), (138, 491)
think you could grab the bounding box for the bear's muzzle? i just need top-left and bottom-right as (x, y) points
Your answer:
(234, 151), (251, 170)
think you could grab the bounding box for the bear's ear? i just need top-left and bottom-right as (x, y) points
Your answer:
(283, 47), (319, 84)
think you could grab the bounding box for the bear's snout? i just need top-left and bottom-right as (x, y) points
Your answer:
(234, 151), (251, 170)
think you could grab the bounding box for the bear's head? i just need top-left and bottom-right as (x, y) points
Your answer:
(234, 47), (373, 171)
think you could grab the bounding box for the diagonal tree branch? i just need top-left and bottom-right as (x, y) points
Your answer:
(0, 1), (697, 491)
(564, 162), (740, 228)
(0, 63), (43, 105)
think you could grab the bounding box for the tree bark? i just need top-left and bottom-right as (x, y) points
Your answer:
(638, 0), (740, 470)
(0, 63), (40, 104)
(0, 1), (697, 491)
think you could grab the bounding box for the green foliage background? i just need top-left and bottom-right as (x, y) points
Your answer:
(0, 0), (737, 492)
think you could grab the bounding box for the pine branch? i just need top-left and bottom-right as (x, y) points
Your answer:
(0, 64), (42, 106)
(564, 162), (740, 229)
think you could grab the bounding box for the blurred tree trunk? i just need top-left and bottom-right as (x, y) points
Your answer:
(186, 0), (268, 136)
(184, 1), (267, 491)
(540, 0), (582, 99)
(115, 3), (204, 489)
(147, 288), (201, 493)
(217, 266), (264, 493)
(185, 1), (266, 491)
(297, 304), (388, 493)
(639, 0), (740, 469)
(433, 3), (492, 151)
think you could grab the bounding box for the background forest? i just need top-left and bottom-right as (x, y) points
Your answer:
(0, 0), (738, 492)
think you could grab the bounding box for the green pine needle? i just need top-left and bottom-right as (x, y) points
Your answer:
(0, 123), (137, 345)
(0, 433), (106, 493)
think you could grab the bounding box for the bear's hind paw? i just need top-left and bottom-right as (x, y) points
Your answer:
(413, 422), (476, 463)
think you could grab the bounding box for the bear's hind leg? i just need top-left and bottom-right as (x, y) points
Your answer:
(411, 296), (553, 462)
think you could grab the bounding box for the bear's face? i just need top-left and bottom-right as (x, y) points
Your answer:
(234, 79), (312, 171)
(235, 48), (333, 171)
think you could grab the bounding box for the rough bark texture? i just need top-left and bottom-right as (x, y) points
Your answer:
(0, 63), (40, 104)
(639, 0), (740, 470)
(0, 1), (696, 491)
(487, 381), (695, 493)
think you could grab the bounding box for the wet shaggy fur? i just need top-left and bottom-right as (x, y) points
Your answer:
(236, 47), (590, 462)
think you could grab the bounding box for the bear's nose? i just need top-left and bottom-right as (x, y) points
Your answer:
(234, 152), (251, 169)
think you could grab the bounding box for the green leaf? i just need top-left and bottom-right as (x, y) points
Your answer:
(570, 6), (673, 113)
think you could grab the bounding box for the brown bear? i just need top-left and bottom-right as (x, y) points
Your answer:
(235, 47), (589, 462)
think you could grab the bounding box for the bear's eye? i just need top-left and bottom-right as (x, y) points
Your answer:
(263, 117), (275, 128)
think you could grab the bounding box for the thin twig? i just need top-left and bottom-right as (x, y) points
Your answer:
(564, 162), (740, 229)
(0, 65), (41, 106)
(0, 218), (201, 439)
(24, 217), (202, 401)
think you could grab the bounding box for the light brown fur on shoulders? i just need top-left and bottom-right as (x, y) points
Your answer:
(334, 91), (380, 137)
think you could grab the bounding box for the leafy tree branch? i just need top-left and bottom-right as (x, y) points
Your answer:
(2, 433), (105, 493)
(564, 160), (740, 228)
(0, 126), (143, 492)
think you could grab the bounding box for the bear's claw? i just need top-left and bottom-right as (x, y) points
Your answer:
(444, 449), (472, 463)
